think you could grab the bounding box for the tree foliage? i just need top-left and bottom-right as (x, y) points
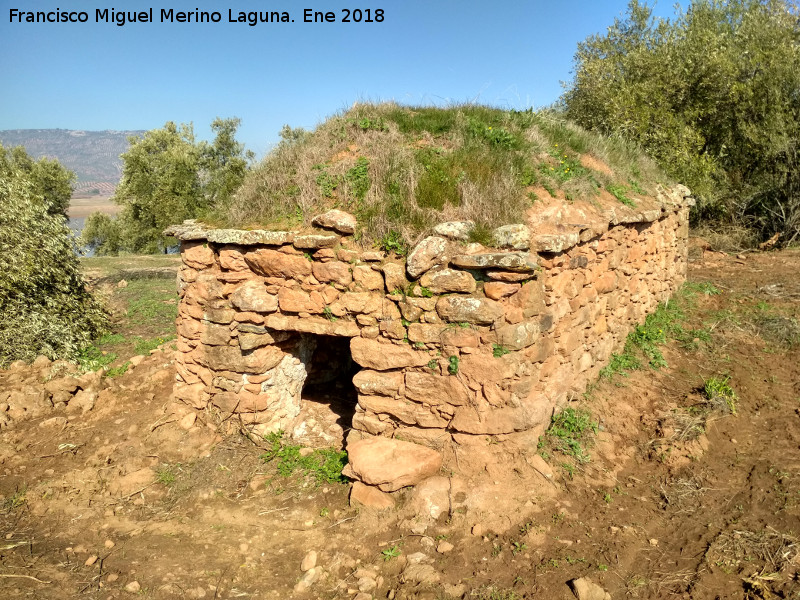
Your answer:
(0, 144), (75, 216)
(83, 118), (253, 254)
(0, 144), (107, 367)
(563, 0), (800, 243)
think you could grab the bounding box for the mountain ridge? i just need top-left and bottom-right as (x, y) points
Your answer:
(0, 128), (146, 193)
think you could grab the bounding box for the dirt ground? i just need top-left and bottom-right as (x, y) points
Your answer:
(1, 247), (799, 600)
(68, 197), (121, 219)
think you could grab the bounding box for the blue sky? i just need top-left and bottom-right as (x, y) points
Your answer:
(0, 1), (677, 158)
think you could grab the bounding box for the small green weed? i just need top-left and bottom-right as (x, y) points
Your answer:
(607, 184), (636, 207)
(3, 488), (26, 511)
(323, 306), (338, 322)
(378, 230), (407, 256)
(260, 431), (348, 484)
(77, 344), (117, 372)
(683, 281), (721, 296)
(345, 156), (371, 201)
(600, 350), (641, 378)
(106, 362), (130, 378)
(703, 376), (737, 415)
(539, 407), (598, 463)
(448, 355), (459, 375)
(156, 463), (179, 487)
(133, 335), (174, 355)
(510, 540), (528, 555)
(492, 344), (510, 358)
(381, 545), (401, 561)
(427, 359), (438, 371)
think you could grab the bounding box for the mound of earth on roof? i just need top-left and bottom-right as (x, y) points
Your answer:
(214, 102), (671, 250)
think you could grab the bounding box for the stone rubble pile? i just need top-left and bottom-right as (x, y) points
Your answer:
(0, 356), (107, 428)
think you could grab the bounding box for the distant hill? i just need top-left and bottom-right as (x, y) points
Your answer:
(0, 128), (145, 195)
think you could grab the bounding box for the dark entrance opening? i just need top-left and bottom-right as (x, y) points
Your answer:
(294, 335), (359, 449)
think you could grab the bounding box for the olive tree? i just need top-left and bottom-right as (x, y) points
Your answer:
(83, 118), (253, 254)
(0, 144), (107, 366)
(563, 0), (800, 243)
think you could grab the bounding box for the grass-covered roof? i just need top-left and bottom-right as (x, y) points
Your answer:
(214, 103), (671, 250)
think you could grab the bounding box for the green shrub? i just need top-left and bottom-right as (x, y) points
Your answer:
(0, 146), (108, 366)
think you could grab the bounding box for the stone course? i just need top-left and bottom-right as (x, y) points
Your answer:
(166, 184), (692, 495)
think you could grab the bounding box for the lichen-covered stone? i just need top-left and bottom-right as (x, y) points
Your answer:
(435, 296), (504, 325)
(419, 267), (476, 294)
(495, 320), (541, 351)
(531, 231), (581, 253)
(311, 209), (357, 234)
(382, 262), (409, 293)
(433, 221), (474, 241)
(492, 224), (531, 250)
(293, 232), (340, 249)
(352, 266), (384, 291)
(451, 252), (536, 272)
(200, 344), (285, 374)
(207, 229), (295, 246)
(406, 236), (449, 278)
(407, 323), (447, 344)
(263, 314), (360, 337)
(352, 370), (404, 396)
(229, 280), (278, 313)
(404, 371), (469, 406)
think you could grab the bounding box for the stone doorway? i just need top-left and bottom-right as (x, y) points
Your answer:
(290, 335), (359, 449)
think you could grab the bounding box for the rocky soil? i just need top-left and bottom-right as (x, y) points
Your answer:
(0, 248), (799, 599)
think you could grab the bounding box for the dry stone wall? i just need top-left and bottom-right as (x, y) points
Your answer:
(167, 186), (692, 488)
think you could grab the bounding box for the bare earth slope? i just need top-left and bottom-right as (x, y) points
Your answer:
(0, 248), (798, 599)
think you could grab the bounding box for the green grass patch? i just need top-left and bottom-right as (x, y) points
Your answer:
(156, 463), (181, 487)
(539, 407), (598, 464)
(77, 344), (117, 372)
(133, 335), (175, 355)
(260, 431), (348, 484)
(106, 361), (130, 378)
(601, 283), (715, 379)
(116, 279), (178, 333)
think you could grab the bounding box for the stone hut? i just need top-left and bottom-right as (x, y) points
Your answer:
(166, 184), (692, 494)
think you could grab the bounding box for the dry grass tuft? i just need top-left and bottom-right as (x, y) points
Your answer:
(668, 410), (707, 443)
(214, 102), (669, 247)
(659, 474), (712, 514)
(692, 223), (761, 253)
(753, 313), (800, 348)
(706, 527), (799, 576)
